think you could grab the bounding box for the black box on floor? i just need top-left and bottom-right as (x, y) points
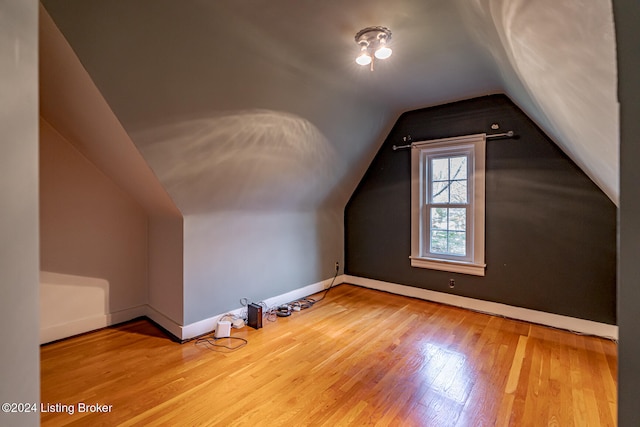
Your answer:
(247, 303), (262, 329)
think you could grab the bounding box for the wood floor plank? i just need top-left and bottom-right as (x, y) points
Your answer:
(40, 284), (617, 426)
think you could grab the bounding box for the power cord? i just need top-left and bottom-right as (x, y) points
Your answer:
(238, 265), (340, 323)
(290, 265), (339, 308)
(220, 313), (246, 329)
(264, 306), (278, 322)
(195, 335), (248, 351)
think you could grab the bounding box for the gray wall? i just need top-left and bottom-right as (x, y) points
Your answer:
(614, 0), (639, 425)
(148, 215), (184, 324)
(39, 118), (148, 338)
(0, 1), (39, 425)
(37, 0), (395, 325)
(39, 5), (186, 332)
(125, 106), (380, 323)
(183, 209), (343, 324)
(346, 95), (616, 324)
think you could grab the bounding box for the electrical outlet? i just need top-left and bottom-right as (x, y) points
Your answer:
(449, 279), (455, 288)
(335, 261), (340, 272)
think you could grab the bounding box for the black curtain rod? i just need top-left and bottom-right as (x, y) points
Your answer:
(392, 131), (515, 151)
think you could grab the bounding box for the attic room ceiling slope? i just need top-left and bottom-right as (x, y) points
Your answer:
(454, 0), (618, 204)
(39, 4), (181, 218)
(40, 0), (618, 209)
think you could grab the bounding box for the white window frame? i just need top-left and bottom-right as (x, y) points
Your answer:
(410, 133), (486, 276)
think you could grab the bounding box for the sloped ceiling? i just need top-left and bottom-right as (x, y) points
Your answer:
(40, 0), (618, 210)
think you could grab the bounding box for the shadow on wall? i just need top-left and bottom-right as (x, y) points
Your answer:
(131, 110), (342, 214)
(455, 0), (618, 203)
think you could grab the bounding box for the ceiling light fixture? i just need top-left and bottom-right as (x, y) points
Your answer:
(355, 26), (392, 71)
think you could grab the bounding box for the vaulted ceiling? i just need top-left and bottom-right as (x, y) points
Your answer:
(40, 0), (618, 211)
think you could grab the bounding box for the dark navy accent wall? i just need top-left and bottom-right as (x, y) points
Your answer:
(345, 95), (616, 324)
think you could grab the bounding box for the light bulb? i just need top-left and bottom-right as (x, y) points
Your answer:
(356, 53), (372, 65)
(375, 46), (392, 59)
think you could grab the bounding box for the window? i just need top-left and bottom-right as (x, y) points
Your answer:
(410, 134), (486, 276)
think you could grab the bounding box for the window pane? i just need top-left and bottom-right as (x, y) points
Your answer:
(448, 208), (466, 231)
(450, 156), (467, 180)
(431, 158), (449, 181)
(432, 181), (449, 203)
(450, 181), (467, 203)
(430, 231), (448, 253)
(448, 231), (466, 255)
(429, 208), (467, 256)
(430, 208), (448, 230)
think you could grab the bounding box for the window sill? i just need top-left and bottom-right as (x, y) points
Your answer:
(410, 256), (486, 276)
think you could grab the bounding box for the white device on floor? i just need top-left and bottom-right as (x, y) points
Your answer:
(215, 320), (231, 338)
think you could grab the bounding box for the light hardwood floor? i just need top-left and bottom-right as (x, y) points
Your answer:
(40, 284), (617, 426)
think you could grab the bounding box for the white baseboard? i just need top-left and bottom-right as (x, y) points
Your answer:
(40, 305), (146, 344)
(259, 276), (339, 313)
(178, 276), (340, 340)
(39, 276), (340, 344)
(40, 303), (183, 344)
(41, 274), (616, 343)
(144, 305), (184, 340)
(343, 275), (618, 340)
